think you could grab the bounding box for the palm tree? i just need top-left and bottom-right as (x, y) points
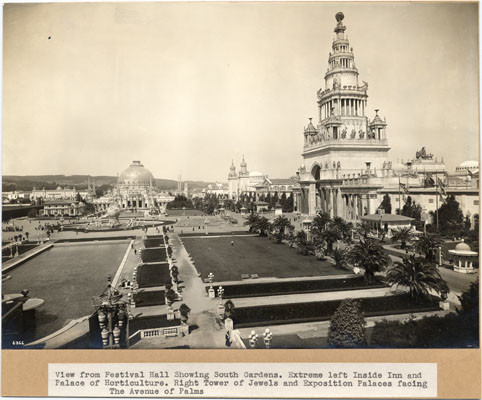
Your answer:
(224, 300), (235, 320)
(256, 216), (271, 237)
(332, 248), (348, 270)
(386, 255), (449, 302)
(320, 225), (342, 255)
(171, 265), (179, 283)
(295, 230), (310, 256)
(413, 233), (443, 263)
(355, 222), (373, 239)
(310, 212), (331, 238)
(285, 226), (296, 248)
(244, 213), (259, 233)
(332, 217), (353, 243)
(272, 216), (294, 244)
(391, 226), (413, 250)
(179, 303), (191, 324)
(165, 288), (177, 306)
(348, 239), (391, 283)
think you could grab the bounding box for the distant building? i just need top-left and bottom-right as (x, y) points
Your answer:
(205, 182), (229, 198)
(31, 186), (93, 202)
(93, 160), (174, 214)
(2, 191), (31, 204)
(227, 157), (295, 202)
(41, 200), (84, 217)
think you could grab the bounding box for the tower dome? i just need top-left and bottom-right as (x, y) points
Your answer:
(118, 161), (156, 187)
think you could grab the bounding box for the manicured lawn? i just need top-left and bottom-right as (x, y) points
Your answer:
(137, 262), (171, 288)
(134, 290), (166, 307)
(167, 209), (206, 216)
(140, 247), (168, 262)
(181, 235), (347, 281)
(3, 241), (129, 341)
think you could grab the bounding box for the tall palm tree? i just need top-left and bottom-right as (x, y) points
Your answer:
(391, 226), (413, 250)
(272, 216), (294, 244)
(386, 254), (449, 302)
(413, 233), (443, 263)
(348, 239), (390, 283)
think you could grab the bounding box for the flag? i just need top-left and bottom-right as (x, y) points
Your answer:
(437, 178), (447, 204)
(399, 183), (409, 194)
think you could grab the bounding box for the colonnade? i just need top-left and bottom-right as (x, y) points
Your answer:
(299, 183), (374, 222)
(320, 98), (367, 120)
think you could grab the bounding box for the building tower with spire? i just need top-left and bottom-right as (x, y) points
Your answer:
(228, 160), (239, 200)
(238, 155), (250, 194)
(296, 12), (391, 218)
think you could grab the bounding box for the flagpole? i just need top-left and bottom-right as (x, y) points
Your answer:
(398, 174), (401, 215)
(435, 171), (439, 231)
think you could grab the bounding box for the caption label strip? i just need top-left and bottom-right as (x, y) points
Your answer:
(49, 362), (437, 398)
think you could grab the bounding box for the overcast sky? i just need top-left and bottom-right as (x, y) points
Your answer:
(3, 2), (479, 181)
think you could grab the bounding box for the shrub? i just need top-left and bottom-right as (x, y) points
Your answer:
(328, 299), (366, 348)
(224, 300), (236, 320)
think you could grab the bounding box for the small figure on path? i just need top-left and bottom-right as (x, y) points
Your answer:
(231, 241), (234, 246)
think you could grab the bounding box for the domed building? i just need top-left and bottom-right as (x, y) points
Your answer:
(456, 160), (479, 174)
(94, 160), (174, 215)
(118, 161), (156, 189)
(115, 161), (157, 209)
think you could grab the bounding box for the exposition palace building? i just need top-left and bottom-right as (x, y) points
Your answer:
(292, 12), (479, 226)
(94, 161), (174, 214)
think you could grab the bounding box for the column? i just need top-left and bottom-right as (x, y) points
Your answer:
(361, 100), (364, 116)
(309, 183), (316, 215)
(354, 195), (359, 221)
(332, 189), (337, 217)
(328, 189), (334, 218)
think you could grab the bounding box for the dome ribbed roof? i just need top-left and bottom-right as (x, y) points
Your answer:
(455, 240), (471, 252)
(118, 161), (155, 187)
(457, 160), (478, 169)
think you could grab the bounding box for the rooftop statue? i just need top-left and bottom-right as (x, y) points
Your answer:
(416, 147), (433, 160)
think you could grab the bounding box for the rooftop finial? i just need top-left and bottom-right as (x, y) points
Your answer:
(375, 109), (379, 115)
(309, 117), (312, 123)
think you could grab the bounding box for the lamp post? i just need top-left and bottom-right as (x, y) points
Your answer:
(248, 330), (258, 348)
(263, 328), (273, 349)
(92, 279), (131, 349)
(217, 286), (224, 301)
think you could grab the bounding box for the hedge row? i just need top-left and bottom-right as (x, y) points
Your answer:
(209, 276), (385, 298)
(232, 294), (440, 328)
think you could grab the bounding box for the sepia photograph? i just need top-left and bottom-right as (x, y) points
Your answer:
(2, 1), (479, 354)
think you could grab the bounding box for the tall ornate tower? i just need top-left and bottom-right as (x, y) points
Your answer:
(297, 12), (391, 217)
(228, 160), (239, 200)
(238, 155), (250, 194)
